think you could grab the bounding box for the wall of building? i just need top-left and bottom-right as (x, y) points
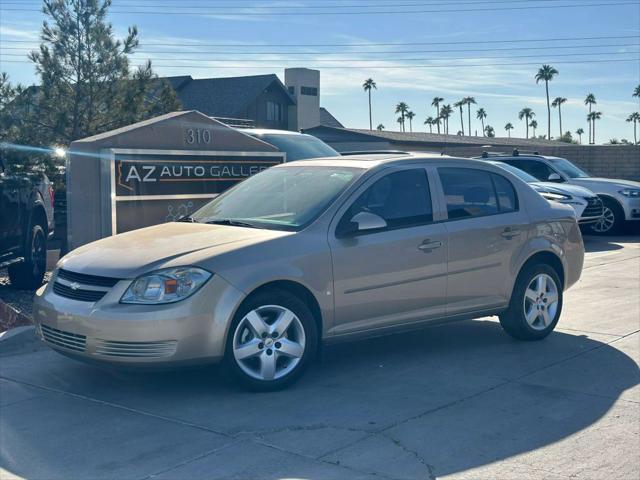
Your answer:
(245, 84), (291, 130)
(285, 68), (320, 131)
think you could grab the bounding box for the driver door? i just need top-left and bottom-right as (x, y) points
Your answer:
(328, 167), (448, 336)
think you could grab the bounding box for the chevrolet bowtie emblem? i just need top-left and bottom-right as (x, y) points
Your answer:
(69, 282), (80, 291)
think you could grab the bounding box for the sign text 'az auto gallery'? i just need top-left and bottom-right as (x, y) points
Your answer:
(66, 110), (284, 250)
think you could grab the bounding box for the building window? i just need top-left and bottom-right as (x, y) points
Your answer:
(288, 86), (295, 95)
(267, 101), (284, 122)
(300, 86), (318, 96)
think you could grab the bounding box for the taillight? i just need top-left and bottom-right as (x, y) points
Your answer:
(48, 185), (55, 208)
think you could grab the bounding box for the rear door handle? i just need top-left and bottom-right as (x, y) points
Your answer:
(501, 227), (521, 239)
(418, 240), (443, 252)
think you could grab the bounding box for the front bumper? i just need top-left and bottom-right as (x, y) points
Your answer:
(33, 273), (245, 366)
(621, 197), (640, 221)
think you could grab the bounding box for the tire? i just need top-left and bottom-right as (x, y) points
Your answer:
(588, 198), (625, 236)
(224, 289), (318, 391)
(499, 264), (563, 341)
(8, 223), (47, 290)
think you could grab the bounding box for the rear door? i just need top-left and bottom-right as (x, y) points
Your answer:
(0, 172), (24, 258)
(435, 167), (529, 315)
(328, 166), (448, 335)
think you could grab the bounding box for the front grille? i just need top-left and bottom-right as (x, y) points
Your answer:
(94, 340), (178, 358)
(41, 325), (86, 352)
(53, 282), (107, 302)
(57, 269), (121, 288)
(582, 196), (604, 218)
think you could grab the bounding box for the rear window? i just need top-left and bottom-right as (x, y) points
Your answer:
(256, 134), (340, 161)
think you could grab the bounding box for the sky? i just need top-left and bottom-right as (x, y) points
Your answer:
(1, 0), (639, 143)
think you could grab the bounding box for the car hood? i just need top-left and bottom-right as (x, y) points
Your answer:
(531, 182), (595, 197)
(57, 222), (290, 279)
(570, 177), (640, 193)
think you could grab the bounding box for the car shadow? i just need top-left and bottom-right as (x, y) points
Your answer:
(1, 319), (638, 479)
(581, 234), (639, 252)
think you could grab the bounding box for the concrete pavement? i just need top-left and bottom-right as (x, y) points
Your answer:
(1, 235), (639, 480)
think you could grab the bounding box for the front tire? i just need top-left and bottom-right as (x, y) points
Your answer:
(8, 223), (47, 290)
(499, 264), (563, 341)
(224, 289), (318, 391)
(589, 198), (624, 236)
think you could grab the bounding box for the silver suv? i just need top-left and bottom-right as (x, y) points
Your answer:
(484, 151), (640, 235)
(34, 154), (584, 390)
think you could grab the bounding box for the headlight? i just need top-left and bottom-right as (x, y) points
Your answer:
(619, 189), (640, 198)
(121, 267), (212, 304)
(539, 191), (572, 202)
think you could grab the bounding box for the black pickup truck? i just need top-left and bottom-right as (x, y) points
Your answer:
(0, 161), (55, 289)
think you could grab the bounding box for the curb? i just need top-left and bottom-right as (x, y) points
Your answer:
(0, 298), (33, 333)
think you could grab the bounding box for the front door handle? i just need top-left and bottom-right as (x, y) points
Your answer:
(501, 227), (521, 239)
(418, 240), (443, 252)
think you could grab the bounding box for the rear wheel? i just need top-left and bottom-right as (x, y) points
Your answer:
(225, 289), (318, 391)
(8, 223), (47, 290)
(500, 264), (563, 341)
(589, 198), (624, 235)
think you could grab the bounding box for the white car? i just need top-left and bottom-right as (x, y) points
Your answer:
(483, 151), (640, 235)
(482, 160), (603, 224)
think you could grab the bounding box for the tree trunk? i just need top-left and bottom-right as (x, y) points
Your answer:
(526, 116), (529, 139)
(481, 119), (485, 136)
(634, 120), (637, 145)
(459, 107), (464, 135)
(368, 90), (372, 130)
(588, 104), (593, 144)
(467, 105), (471, 136)
(545, 81), (551, 139)
(592, 120), (596, 144)
(436, 105), (440, 134)
(558, 104), (563, 139)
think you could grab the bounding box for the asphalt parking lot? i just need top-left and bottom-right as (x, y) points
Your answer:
(1, 235), (639, 480)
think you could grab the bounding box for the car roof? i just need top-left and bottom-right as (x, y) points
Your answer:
(274, 152), (492, 170)
(238, 128), (307, 136)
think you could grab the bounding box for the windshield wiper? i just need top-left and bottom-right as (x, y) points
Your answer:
(177, 216), (198, 223)
(205, 219), (261, 229)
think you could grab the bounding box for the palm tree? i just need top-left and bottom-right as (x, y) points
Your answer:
(589, 111), (602, 144)
(395, 102), (409, 132)
(376, 123), (385, 131)
(535, 64), (559, 140)
(626, 112), (639, 144)
(484, 125), (495, 138)
(424, 116), (434, 133)
(476, 108), (487, 136)
(585, 93), (597, 144)
(406, 111), (415, 133)
(440, 104), (453, 134)
(362, 78), (377, 130)
(463, 96), (476, 135)
(519, 108), (535, 139)
(576, 127), (585, 144)
(551, 97), (567, 139)
(504, 122), (514, 138)
(397, 117), (404, 131)
(431, 97), (444, 134)
(529, 119), (538, 137)
(454, 100), (465, 135)
(634, 84), (640, 102)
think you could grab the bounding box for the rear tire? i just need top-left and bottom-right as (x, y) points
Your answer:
(224, 289), (318, 391)
(588, 198), (624, 236)
(8, 223), (47, 290)
(499, 264), (563, 341)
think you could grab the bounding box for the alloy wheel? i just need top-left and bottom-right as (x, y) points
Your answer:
(523, 273), (559, 331)
(232, 305), (306, 381)
(591, 206), (615, 233)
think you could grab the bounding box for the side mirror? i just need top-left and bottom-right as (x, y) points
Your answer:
(337, 211), (387, 237)
(547, 173), (564, 183)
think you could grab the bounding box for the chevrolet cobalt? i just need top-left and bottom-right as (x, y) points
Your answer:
(34, 154), (584, 390)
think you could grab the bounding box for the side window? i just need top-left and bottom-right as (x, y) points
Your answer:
(439, 168), (499, 219)
(492, 174), (518, 213)
(343, 169), (433, 230)
(505, 160), (554, 181)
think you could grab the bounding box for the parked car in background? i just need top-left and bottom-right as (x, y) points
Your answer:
(480, 159), (603, 225)
(34, 153), (584, 390)
(0, 161), (54, 289)
(481, 150), (640, 235)
(240, 128), (340, 162)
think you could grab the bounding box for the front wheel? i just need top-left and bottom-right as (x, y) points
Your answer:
(8, 223), (47, 290)
(589, 198), (624, 236)
(224, 289), (318, 391)
(499, 264), (563, 341)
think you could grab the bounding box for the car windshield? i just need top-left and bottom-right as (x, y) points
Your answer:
(192, 166), (360, 231)
(491, 162), (538, 183)
(256, 133), (340, 161)
(549, 157), (590, 178)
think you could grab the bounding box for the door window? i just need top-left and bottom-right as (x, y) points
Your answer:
(439, 168), (517, 219)
(502, 159), (556, 181)
(342, 169), (433, 231)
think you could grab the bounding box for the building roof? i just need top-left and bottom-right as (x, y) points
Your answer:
(319, 107), (344, 128)
(163, 74), (295, 118)
(305, 125), (568, 148)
